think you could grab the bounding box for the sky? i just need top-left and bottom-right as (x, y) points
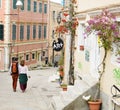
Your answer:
(50, 0), (61, 4)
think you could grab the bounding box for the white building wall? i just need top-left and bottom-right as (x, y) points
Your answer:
(75, 1), (120, 109)
(77, 0), (120, 11)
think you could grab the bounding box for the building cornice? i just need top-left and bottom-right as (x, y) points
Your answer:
(76, 3), (120, 19)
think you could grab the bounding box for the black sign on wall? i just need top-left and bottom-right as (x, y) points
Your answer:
(52, 38), (64, 51)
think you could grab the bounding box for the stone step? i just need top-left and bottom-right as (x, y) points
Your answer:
(60, 91), (73, 105)
(50, 96), (65, 110)
(50, 74), (98, 110)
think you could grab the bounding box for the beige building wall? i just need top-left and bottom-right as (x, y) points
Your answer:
(73, 0), (120, 109)
(48, 2), (62, 64)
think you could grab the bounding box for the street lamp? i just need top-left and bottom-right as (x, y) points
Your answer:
(16, 0), (23, 57)
(57, 12), (61, 25)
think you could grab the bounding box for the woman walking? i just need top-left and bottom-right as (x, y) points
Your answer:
(18, 60), (28, 92)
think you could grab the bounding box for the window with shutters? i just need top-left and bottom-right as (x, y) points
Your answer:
(0, 25), (4, 40)
(33, 25), (36, 39)
(44, 4), (47, 14)
(38, 25), (41, 39)
(0, 0), (2, 8)
(20, 25), (24, 40)
(12, 24), (16, 40)
(13, 0), (17, 9)
(44, 25), (47, 39)
(34, 1), (37, 12)
(27, 0), (31, 11)
(21, 0), (24, 10)
(39, 3), (42, 13)
(27, 25), (30, 40)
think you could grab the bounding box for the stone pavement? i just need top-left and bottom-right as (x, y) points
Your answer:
(0, 67), (62, 110)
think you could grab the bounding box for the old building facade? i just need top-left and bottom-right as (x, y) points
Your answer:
(48, 1), (62, 65)
(0, 0), (49, 71)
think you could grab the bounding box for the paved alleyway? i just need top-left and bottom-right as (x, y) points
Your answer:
(0, 67), (61, 110)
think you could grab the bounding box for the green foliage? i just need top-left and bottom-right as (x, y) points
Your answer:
(58, 52), (64, 66)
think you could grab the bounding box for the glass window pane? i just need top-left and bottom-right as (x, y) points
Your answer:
(34, 1), (37, 12)
(44, 25), (47, 38)
(27, 25), (30, 40)
(27, 0), (31, 11)
(38, 25), (41, 39)
(39, 3), (42, 13)
(33, 25), (36, 39)
(12, 24), (16, 40)
(20, 25), (24, 40)
(0, 25), (4, 40)
(44, 4), (47, 14)
(13, 0), (17, 9)
(21, 0), (24, 10)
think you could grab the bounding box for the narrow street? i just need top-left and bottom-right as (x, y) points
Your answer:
(0, 67), (61, 110)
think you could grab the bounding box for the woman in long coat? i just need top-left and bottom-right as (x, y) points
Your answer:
(18, 60), (28, 92)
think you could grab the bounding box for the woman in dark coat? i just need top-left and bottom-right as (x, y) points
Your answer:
(18, 60), (28, 92)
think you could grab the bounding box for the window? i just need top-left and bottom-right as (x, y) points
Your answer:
(42, 51), (45, 56)
(52, 30), (54, 38)
(33, 25), (36, 39)
(0, 25), (4, 40)
(27, 25), (30, 40)
(20, 25), (24, 40)
(12, 24), (16, 40)
(26, 54), (29, 61)
(0, 0), (2, 8)
(0, 51), (1, 61)
(53, 11), (55, 21)
(27, 0), (31, 11)
(44, 4), (47, 14)
(21, 0), (24, 10)
(32, 53), (35, 59)
(44, 25), (47, 38)
(39, 3), (42, 13)
(34, 1), (37, 12)
(13, 0), (17, 9)
(38, 25), (41, 39)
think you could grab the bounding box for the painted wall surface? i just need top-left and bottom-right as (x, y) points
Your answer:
(77, 0), (120, 11)
(0, 0), (49, 71)
(49, 2), (62, 64)
(74, 1), (120, 109)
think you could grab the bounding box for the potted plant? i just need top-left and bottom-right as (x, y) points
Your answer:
(60, 83), (67, 91)
(83, 9), (120, 109)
